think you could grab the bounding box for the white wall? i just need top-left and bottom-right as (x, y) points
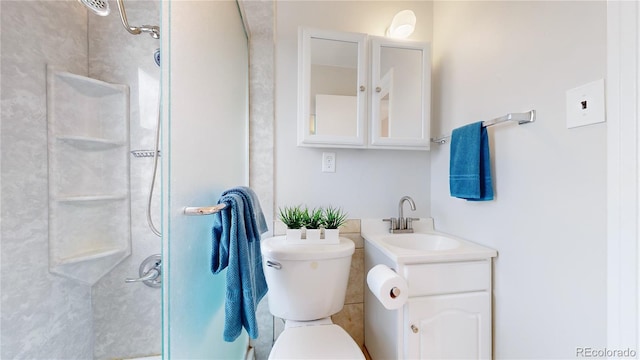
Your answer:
(275, 1), (433, 218)
(430, 1), (607, 358)
(606, 1), (640, 351)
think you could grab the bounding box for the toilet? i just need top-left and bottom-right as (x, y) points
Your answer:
(261, 236), (365, 360)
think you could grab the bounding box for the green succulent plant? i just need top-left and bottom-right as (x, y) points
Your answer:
(323, 206), (348, 229)
(302, 207), (324, 229)
(278, 205), (304, 229)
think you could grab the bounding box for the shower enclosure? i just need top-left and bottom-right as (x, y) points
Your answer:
(0, 0), (249, 358)
(162, 0), (250, 358)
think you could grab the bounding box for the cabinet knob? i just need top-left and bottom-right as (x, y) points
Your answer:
(410, 324), (419, 333)
(376, 86), (382, 93)
(359, 85), (366, 92)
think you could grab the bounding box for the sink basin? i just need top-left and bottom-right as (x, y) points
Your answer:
(381, 233), (460, 251)
(361, 219), (497, 264)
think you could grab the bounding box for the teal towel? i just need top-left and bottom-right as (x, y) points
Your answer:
(449, 122), (494, 201)
(211, 186), (268, 342)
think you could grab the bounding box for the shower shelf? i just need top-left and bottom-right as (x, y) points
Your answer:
(51, 70), (126, 97)
(57, 247), (128, 266)
(55, 194), (128, 203)
(57, 135), (125, 150)
(47, 66), (132, 286)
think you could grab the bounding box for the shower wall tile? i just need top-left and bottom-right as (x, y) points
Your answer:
(88, 1), (162, 359)
(1, 0), (94, 358)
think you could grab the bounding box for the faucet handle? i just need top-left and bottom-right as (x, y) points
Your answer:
(383, 218), (398, 231)
(406, 217), (420, 230)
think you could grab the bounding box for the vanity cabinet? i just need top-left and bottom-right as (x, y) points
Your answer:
(402, 261), (493, 359)
(298, 28), (431, 150)
(363, 224), (496, 360)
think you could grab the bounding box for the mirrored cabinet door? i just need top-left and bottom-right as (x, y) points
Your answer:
(370, 37), (431, 150)
(298, 28), (367, 148)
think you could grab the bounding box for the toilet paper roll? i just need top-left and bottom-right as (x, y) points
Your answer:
(366, 264), (408, 310)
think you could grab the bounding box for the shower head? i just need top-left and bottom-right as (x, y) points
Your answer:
(78, 0), (110, 16)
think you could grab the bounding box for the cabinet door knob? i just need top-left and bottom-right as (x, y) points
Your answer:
(410, 324), (419, 333)
(360, 85), (366, 92)
(376, 86), (382, 93)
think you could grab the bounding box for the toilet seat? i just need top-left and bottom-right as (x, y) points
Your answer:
(269, 324), (365, 359)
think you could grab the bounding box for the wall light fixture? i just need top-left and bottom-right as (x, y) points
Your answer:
(386, 10), (416, 39)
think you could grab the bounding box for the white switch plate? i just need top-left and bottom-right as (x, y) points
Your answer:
(566, 79), (605, 129)
(322, 152), (336, 173)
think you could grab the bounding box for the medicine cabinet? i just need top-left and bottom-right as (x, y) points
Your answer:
(298, 28), (431, 150)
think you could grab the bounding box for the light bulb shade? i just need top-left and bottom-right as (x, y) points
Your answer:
(387, 10), (416, 39)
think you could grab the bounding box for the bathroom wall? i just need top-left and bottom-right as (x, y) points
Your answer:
(274, 1), (433, 219)
(88, 1), (162, 358)
(429, 1), (607, 358)
(0, 1), (94, 358)
(1, 0), (162, 358)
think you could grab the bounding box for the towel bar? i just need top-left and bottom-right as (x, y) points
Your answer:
(431, 110), (536, 144)
(183, 203), (226, 215)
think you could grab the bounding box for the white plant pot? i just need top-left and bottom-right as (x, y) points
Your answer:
(323, 229), (340, 243)
(286, 228), (302, 242)
(305, 229), (321, 241)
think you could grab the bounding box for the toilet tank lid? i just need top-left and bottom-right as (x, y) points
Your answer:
(261, 236), (355, 261)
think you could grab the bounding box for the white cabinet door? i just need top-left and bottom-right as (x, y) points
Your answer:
(298, 28), (368, 148)
(369, 37), (431, 150)
(405, 292), (492, 359)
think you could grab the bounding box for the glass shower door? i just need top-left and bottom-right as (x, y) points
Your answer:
(162, 1), (249, 358)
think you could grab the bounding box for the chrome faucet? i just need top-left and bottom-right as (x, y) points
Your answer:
(384, 196), (419, 233)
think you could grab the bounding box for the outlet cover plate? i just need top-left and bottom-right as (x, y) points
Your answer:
(322, 152), (336, 173)
(566, 79), (605, 129)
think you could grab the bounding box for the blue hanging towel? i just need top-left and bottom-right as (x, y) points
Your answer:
(211, 186), (269, 342)
(449, 122), (494, 201)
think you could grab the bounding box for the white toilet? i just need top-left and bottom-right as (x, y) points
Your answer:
(261, 236), (365, 360)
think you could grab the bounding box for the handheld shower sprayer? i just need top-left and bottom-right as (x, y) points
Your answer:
(116, 0), (160, 39)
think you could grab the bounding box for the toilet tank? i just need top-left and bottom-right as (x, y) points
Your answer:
(261, 236), (355, 321)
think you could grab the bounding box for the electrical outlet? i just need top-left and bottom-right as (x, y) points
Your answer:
(566, 79), (605, 129)
(322, 152), (336, 173)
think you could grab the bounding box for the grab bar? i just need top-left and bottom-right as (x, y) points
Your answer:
(431, 110), (536, 144)
(183, 203), (226, 216)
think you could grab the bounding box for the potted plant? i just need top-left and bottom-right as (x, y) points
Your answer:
(279, 205), (304, 242)
(302, 206), (324, 241)
(322, 206), (348, 243)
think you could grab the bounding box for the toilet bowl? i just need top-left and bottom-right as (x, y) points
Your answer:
(261, 236), (365, 360)
(269, 318), (364, 359)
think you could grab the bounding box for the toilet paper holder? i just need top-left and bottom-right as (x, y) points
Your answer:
(390, 287), (401, 299)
